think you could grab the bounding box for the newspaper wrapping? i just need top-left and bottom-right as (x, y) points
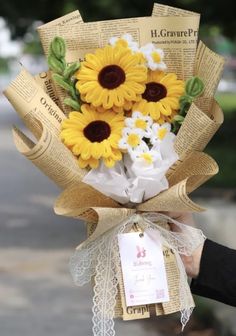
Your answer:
(3, 4), (226, 336)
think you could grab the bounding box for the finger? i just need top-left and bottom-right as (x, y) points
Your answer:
(159, 212), (183, 232)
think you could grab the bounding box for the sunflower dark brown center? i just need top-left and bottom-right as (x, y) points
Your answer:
(142, 82), (167, 102)
(98, 65), (126, 89)
(83, 120), (111, 143)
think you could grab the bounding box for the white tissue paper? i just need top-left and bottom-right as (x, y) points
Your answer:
(83, 132), (178, 204)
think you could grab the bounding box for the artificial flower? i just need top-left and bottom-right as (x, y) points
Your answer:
(118, 127), (148, 153)
(109, 33), (139, 53)
(150, 122), (173, 145)
(130, 149), (162, 167)
(76, 45), (147, 110)
(60, 104), (124, 168)
(125, 111), (153, 137)
(95, 99), (134, 114)
(140, 43), (167, 71)
(133, 70), (185, 122)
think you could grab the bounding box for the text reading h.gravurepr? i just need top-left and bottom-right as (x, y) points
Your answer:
(151, 29), (198, 38)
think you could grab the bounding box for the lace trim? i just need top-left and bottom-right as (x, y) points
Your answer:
(69, 213), (206, 336)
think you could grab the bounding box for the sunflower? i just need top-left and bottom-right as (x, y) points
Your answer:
(133, 71), (185, 122)
(61, 104), (125, 169)
(80, 93), (134, 114)
(95, 99), (135, 114)
(76, 45), (147, 110)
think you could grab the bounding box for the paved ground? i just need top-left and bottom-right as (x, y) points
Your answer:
(1, 95), (236, 336)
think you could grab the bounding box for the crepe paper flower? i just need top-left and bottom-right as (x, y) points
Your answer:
(60, 104), (124, 169)
(125, 111), (153, 137)
(133, 70), (185, 122)
(76, 45), (147, 110)
(130, 149), (162, 167)
(150, 122), (173, 145)
(109, 33), (139, 53)
(118, 127), (148, 153)
(140, 44), (167, 71)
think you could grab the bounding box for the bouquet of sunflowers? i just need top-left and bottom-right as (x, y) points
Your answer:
(56, 33), (185, 203)
(4, 4), (225, 336)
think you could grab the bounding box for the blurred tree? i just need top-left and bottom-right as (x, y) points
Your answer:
(0, 57), (10, 73)
(1, 0), (236, 40)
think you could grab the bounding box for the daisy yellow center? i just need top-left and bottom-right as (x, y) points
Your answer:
(98, 65), (126, 89)
(135, 119), (147, 130)
(127, 134), (141, 147)
(142, 82), (167, 102)
(84, 120), (111, 143)
(151, 51), (161, 63)
(140, 153), (153, 164)
(117, 40), (129, 48)
(157, 128), (168, 140)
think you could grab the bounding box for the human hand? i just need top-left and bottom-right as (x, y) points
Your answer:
(163, 211), (204, 279)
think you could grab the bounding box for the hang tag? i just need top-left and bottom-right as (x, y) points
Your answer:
(118, 230), (169, 307)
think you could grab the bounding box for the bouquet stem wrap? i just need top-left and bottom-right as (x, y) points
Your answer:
(70, 213), (205, 336)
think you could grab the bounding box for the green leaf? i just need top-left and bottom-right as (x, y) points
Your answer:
(52, 73), (71, 91)
(63, 62), (80, 79)
(50, 36), (66, 59)
(47, 55), (65, 74)
(64, 98), (81, 111)
(179, 95), (192, 105)
(185, 76), (205, 98)
(172, 121), (180, 134)
(173, 115), (185, 123)
(180, 101), (191, 113)
(69, 85), (79, 101)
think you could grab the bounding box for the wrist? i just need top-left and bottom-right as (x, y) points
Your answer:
(191, 242), (204, 278)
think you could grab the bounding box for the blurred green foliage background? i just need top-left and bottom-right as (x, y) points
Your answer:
(1, 0), (236, 39)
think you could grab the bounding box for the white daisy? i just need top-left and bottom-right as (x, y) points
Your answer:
(125, 111), (153, 137)
(109, 33), (139, 53)
(140, 43), (167, 71)
(150, 122), (172, 145)
(119, 127), (148, 153)
(131, 149), (162, 167)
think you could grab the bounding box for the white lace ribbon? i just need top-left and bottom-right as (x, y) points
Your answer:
(69, 213), (206, 336)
